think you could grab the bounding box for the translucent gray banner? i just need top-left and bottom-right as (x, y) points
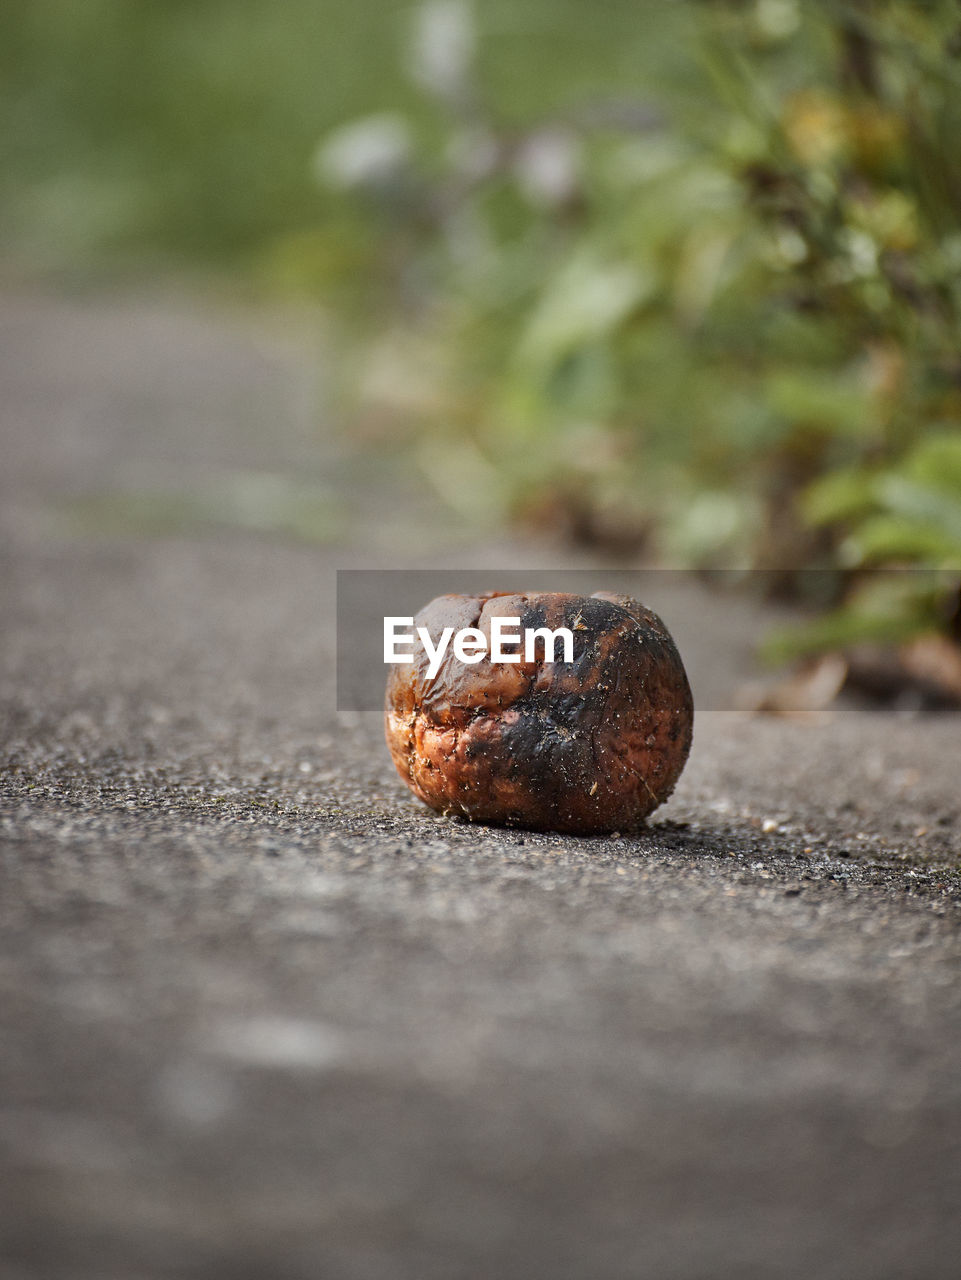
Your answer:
(336, 568), (961, 712)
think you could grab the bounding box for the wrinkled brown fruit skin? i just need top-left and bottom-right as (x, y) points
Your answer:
(385, 591), (694, 835)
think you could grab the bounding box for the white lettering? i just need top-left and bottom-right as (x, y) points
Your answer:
(384, 617), (414, 663)
(490, 615), (521, 663)
(524, 626), (574, 664)
(383, 616), (576, 669)
(453, 627), (486, 664)
(418, 626), (454, 679)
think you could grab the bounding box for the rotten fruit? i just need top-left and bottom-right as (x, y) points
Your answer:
(384, 591), (693, 834)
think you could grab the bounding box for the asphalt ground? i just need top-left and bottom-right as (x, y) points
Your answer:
(1, 290), (960, 1280)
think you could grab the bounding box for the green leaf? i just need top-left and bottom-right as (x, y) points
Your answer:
(801, 466), (878, 526)
(765, 369), (875, 435)
(847, 514), (961, 566)
(904, 431), (961, 495)
(517, 249), (656, 371)
(761, 572), (947, 663)
(875, 475), (961, 550)
(761, 608), (920, 665)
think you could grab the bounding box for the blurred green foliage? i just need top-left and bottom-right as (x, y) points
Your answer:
(0, 0), (688, 265)
(0, 0), (411, 262)
(308, 0), (961, 653)
(3, 0), (960, 654)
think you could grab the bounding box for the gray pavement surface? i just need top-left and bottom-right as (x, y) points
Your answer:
(1, 290), (960, 1280)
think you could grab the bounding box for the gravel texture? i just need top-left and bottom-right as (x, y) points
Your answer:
(1, 290), (960, 1280)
